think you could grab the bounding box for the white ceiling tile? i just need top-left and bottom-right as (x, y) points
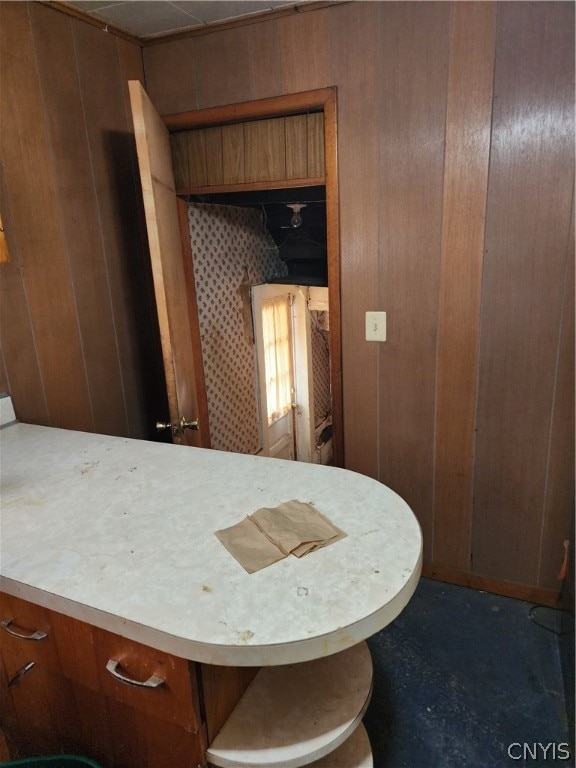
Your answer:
(63, 0), (319, 39)
(88, 0), (205, 36)
(172, 1), (271, 25)
(64, 1), (127, 11)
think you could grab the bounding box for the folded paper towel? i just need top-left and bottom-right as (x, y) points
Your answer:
(215, 500), (346, 573)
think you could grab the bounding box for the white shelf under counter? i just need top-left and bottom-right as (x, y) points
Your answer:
(207, 642), (373, 768)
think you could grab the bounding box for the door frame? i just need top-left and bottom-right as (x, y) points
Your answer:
(162, 88), (343, 467)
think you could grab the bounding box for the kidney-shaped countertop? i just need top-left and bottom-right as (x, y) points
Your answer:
(0, 422), (422, 666)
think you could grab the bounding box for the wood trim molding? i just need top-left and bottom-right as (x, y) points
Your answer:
(178, 177), (325, 197)
(163, 89), (336, 132)
(323, 90), (343, 467)
(422, 562), (561, 607)
(164, 88), (344, 467)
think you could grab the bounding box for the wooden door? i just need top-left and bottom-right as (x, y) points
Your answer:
(252, 283), (319, 462)
(128, 80), (208, 447)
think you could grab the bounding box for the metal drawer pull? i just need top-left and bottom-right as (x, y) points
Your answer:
(106, 659), (165, 688)
(1, 617), (47, 641)
(8, 661), (35, 688)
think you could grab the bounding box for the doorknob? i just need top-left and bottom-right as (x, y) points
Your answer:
(156, 416), (199, 437)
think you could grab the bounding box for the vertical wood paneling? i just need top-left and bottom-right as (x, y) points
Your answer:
(0, 164), (48, 422)
(472, 3), (575, 584)
(280, 8), (330, 93)
(378, 2), (450, 558)
(221, 124), (245, 184)
(171, 132), (190, 189)
(30, 3), (128, 437)
(205, 126), (224, 185)
(187, 130), (208, 187)
(194, 27), (252, 108)
(72, 18), (150, 437)
(285, 115), (308, 179)
(0, 3), (93, 431)
(246, 19), (282, 100)
(539, 227), (574, 589)
(329, 3), (381, 478)
(306, 112), (324, 178)
(142, 37), (199, 115)
(432, 3), (496, 569)
(244, 118), (286, 182)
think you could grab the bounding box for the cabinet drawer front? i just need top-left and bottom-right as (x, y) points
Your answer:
(0, 594), (60, 677)
(95, 628), (201, 732)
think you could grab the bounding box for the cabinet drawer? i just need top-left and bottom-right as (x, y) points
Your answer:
(0, 593), (60, 677)
(94, 627), (201, 733)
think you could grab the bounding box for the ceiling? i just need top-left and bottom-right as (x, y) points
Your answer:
(59, 0), (320, 41)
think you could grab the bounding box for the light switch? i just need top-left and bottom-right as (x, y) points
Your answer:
(365, 311), (387, 342)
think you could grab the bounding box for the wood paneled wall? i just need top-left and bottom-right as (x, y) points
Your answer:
(144, 1), (574, 598)
(0, 2), (166, 438)
(0, 2), (573, 599)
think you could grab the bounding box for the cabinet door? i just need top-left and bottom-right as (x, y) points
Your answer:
(0, 656), (83, 759)
(70, 682), (207, 768)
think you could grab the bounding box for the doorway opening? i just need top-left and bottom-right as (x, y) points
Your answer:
(183, 186), (333, 464)
(134, 86), (343, 463)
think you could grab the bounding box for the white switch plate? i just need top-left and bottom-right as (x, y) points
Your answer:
(365, 311), (387, 342)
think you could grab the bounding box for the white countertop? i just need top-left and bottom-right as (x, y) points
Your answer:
(0, 422), (422, 666)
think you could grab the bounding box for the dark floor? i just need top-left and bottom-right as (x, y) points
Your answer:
(364, 578), (573, 768)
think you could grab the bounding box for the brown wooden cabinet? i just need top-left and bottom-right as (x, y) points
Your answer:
(0, 593), (213, 766)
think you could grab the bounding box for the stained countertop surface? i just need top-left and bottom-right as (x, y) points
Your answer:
(0, 421), (422, 665)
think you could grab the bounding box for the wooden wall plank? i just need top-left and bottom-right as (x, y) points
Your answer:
(72, 18), (155, 438)
(205, 126), (224, 186)
(538, 197), (574, 590)
(329, 3), (380, 478)
(0, 3), (93, 431)
(378, 2), (450, 559)
(115, 34), (144, 91)
(221, 124), (245, 184)
(432, 3), (496, 569)
(171, 132), (191, 189)
(187, 130), (208, 187)
(71, 19), (143, 436)
(280, 7), (330, 93)
(472, 2), (575, 584)
(0, 163), (48, 421)
(142, 38), (199, 115)
(245, 19), (282, 100)
(285, 115), (308, 180)
(306, 112), (324, 179)
(244, 118), (286, 182)
(30, 3), (128, 438)
(194, 27), (252, 109)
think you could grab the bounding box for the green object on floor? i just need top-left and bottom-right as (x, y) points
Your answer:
(0, 757), (101, 768)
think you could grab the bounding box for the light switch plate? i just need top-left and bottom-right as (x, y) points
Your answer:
(365, 311), (387, 342)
